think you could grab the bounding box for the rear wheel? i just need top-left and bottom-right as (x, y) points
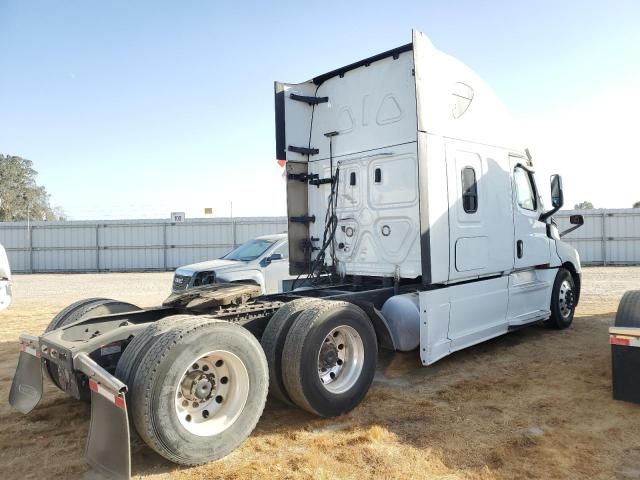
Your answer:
(115, 314), (196, 390)
(260, 298), (321, 405)
(281, 300), (377, 417)
(129, 318), (268, 465)
(44, 298), (141, 399)
(615, 290), (640, 327)
(545, 268), (576, 329)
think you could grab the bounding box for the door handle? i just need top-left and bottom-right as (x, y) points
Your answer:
(517, 240), (524, 259)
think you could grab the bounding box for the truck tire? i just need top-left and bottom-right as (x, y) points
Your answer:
(615, 290), (640, 327)
(281, 300), (377, 417)
(115, 314), (196, 389)
(545, 268), (576, 329)
(261, 298), (321, 405)
(44, 297), (109, 333)
(129, 318), (269, 465)
(44, 298), (141, 399)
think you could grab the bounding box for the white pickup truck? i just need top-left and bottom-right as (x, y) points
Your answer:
(172, 233), (294, 294)
(0, 243), (12, 311)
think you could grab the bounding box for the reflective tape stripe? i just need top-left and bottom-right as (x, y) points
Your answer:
(610, 335), (640, 347)
(19, 344), (40, 358)
(89, 379), (126, 410)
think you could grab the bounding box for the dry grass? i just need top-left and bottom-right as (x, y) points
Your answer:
(1, 268), (640, 479)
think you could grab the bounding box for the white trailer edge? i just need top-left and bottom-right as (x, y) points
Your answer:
(9, 30), (584, 478)
(0, 243), (12, 311)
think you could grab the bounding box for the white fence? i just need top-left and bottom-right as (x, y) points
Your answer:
(556, 209), (640, 265)
(0, 217), (287, 273)
(0, 210), (637, 273)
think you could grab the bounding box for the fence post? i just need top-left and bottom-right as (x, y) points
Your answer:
(232, 219), (237, 249)
(163, 222), (168, 271)
(95, 224), (100, 272)
(602, 211), (607, 266)
(28, 223), (33, 274)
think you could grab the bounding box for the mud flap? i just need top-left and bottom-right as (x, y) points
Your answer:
(8, 336), (43, 414)
(75, 353), (131, 479)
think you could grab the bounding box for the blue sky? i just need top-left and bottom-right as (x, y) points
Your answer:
(1, 1), (639, 219)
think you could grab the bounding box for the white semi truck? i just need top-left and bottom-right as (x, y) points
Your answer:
(0, 243), (12, 311)
(9, 31), (584, 478)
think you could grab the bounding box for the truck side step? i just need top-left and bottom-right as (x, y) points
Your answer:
(289, 93), (329, 105)
(288, 145), (319, 156)
(288, 172), (333, 187)
(290, 215), (316, 224)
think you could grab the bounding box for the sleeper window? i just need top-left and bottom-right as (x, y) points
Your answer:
(514, 166), (537, 211)
(461, 167), (478, 213)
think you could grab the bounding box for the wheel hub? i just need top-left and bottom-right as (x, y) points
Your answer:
(319, 342), (339, 370)
(175, 350), (250, 437)
(316, 325), (365, 394)
(559, 280), (575, 318)
(181, 371), (215, 402)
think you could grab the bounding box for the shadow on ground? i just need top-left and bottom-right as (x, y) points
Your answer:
(3, 313), (640, 479)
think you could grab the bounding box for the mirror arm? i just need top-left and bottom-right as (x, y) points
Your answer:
(539, 205), (561, 223)
(559, 224), (582, 238)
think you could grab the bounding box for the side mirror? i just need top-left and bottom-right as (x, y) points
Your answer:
(539, 174), (565, 222)
(560, 214), (585, 237)
(270, 253), (284, 261)
(569, 214), (584, 226)
(550, 174), (564, 209)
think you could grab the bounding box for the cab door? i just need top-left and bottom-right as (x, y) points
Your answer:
(510, 157), (551, 269)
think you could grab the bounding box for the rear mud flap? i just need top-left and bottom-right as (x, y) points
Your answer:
(8, 339), (43, 414)
(76, 354), (131, 479)
(86, 381), (131, 479)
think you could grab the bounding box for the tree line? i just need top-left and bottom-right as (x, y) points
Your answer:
(574, 201), (640, 209)
(0, 154), (66, 221)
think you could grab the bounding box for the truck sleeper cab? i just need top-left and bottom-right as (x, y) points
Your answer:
(277, 30), (581, 364)
(9, 30), (582, 479)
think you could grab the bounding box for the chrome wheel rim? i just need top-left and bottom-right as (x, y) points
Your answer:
(317, 325), (364, 394)
(174, 350), (249, 436)
(558, 280), (574, 319)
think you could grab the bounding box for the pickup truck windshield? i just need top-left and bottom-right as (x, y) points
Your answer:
(222, 239), (276, 262)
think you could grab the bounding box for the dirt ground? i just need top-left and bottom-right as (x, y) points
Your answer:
(1, 268), (640, 479)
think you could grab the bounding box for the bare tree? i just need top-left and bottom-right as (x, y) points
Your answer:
(574, 201), (594, 210)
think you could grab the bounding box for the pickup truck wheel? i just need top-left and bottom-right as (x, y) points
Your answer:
(615, 291), (640, 327)
(545, 268), (576, 329)
(44, 298), (141, 400)
(261, 298), (321, 405)
(281, 300), (377, 417)
(130, 318), (268, 465)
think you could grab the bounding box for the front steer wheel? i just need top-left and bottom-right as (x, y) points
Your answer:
(281, 300), (377, 417)
(545, 268), (576, 329)
(129, 318), (268, 465)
